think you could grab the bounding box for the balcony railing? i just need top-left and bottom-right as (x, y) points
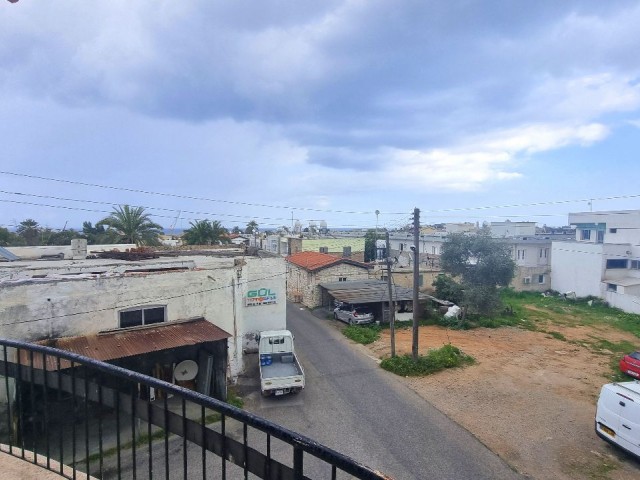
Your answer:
(0, 339), (391, 479)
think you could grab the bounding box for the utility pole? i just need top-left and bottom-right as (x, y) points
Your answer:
(412, 207), (420, 361)
(385, 231), (396, 357)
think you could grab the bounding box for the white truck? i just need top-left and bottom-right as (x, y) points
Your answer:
(258, 330), (305, 397)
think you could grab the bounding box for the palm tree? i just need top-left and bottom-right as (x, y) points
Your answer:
(245, 220), (259, 234)
(16, 218), (41, 246)
(183, 219), (229, 245)
(97, 205), (163, 246)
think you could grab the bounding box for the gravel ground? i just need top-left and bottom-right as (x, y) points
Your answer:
(363, 322), (640, 480)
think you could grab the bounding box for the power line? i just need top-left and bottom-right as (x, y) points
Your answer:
(4, 170), (638, 219)
(0, 170), (405, 216)
(0, 198), (380, 229)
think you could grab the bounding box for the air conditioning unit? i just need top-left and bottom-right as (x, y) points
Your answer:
(523, 277), (531, 285)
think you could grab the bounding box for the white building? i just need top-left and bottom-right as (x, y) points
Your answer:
(490, 221), (536, 238)
(551, 210), (640, 313)
(387, 230), (555, 292)
(0, 247), (287, 393)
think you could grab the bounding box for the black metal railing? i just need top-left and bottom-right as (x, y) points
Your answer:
(0, 339), (391, 480)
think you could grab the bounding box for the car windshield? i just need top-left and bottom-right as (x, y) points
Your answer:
(630, 351), (640, 360)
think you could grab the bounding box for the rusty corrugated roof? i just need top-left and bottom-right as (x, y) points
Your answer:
(24, 318), (230, 370)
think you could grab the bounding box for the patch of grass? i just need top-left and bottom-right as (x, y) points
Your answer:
(380, 344), (475, 376)
(547, 331), (566, 341)
(590, 338), (637, 355)
(342, 325), (382, 345)
(563, 456), (619, 480)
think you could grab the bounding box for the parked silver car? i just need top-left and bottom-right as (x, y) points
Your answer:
(333, 303), (374, 325)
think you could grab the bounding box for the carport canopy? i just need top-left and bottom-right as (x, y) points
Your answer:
(319, 279), (433, 305)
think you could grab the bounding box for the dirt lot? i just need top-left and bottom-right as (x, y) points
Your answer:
(364, 318), (640, 480)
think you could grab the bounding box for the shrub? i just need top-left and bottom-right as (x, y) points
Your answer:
(343, 325), (381, 345)
(380, 344), (475, 376)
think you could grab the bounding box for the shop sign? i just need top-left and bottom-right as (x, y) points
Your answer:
(245, 288), (277, 307)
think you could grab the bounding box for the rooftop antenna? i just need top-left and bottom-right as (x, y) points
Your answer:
(171, 210), (181, 235)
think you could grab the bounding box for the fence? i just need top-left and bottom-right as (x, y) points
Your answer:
(0, 338), (391, 480)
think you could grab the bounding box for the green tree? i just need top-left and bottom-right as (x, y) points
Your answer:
(44, 228), (81, 246)
(440, 231), (515, 316)
(82, 221), (110, 244)
(432, 274), (464, 305)
(182, 219), (229, 245)
(0, 227), (24, 246)
(364, 229), (381, 262)
(97, 205), (163, 246)
(16, 219), (41, 246)
(245, 220), (258, 234)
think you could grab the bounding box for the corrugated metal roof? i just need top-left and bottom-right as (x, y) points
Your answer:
(319, 279), (437, 304)
(0, 246), (20, 261)
(24, 318), (231, 370)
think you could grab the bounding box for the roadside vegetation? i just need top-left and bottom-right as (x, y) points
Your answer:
(429, 289), (640, 379)
(342, 324), (382, 345)
(380, 344), (475, 376)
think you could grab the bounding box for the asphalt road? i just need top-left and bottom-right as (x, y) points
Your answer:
(241, 303), (523, 480)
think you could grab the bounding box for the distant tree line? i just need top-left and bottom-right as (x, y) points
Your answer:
(0, 206), (261, 248)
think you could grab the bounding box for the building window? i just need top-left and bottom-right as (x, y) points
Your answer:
(539, 248), (548, 259)
(432, 246), (436, 255)
(517, 249), (525, 260)
(400, 244), (404, 251)
(631, 260), (640, 270)
(419, 274), (424, 287)
(610, 228), (617, 233)
(523, 277), (531, 285)
(119, 306), (166, 329)
(607, 283), (617, 292)
(580, 229), (591, 241)
(538, 275), (545, 284)
(606, 259), (627, 269)
(338, 277), (347, 282)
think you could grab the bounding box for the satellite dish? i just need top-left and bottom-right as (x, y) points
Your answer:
(174, 360), (198, 381)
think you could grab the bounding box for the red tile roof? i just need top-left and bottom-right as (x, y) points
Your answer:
(286, 251), (370, 272)
(26, 318), (230, 370)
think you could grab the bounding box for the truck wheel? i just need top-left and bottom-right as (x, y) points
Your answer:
(333, 312), (338, 320)
(261, 390), (270, 397)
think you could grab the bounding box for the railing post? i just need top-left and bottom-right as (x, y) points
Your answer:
(293, 443), (304, 480)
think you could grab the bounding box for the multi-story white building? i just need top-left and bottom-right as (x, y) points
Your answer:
(551, 210), (640, 313)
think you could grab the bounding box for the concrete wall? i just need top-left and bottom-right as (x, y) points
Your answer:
(0, 255), (286, 378)
(7, 244), (137, 259)
(551, 242), (605, 297)
(604, 289), (640, 314)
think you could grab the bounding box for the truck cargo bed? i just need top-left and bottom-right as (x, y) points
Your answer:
(261, 361), (302, 379)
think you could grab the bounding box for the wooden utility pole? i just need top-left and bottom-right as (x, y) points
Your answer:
(385, 231), (396, 357)
(412, 207), (420, 361)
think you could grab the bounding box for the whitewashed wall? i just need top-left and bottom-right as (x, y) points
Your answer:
(0, 255), (287, 378)
(7, 244), (137, 259)
(551, 242), (605, 297)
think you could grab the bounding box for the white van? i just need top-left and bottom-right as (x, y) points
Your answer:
(595, 381), (640, 458)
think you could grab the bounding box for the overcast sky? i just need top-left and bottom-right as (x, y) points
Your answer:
(1, 0), (640, 232)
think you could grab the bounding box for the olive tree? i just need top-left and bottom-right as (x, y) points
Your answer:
(439, 231), (515, 316)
